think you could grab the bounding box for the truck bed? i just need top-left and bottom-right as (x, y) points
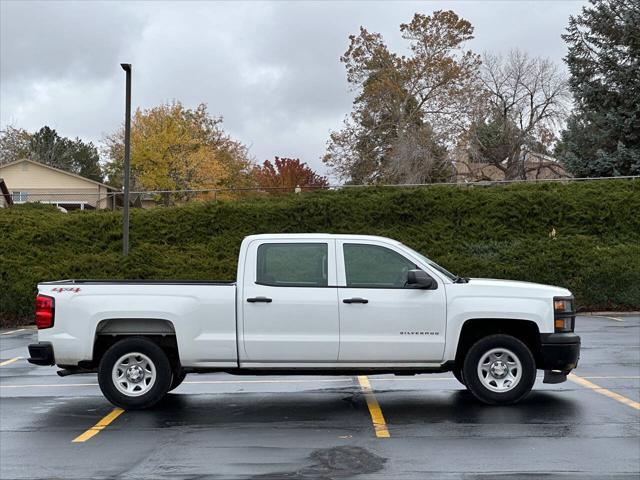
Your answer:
(39, 279), (236, 285)
(37, 281), (238, 368)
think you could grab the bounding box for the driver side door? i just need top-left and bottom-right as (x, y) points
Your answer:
(336, 241), (447, 363)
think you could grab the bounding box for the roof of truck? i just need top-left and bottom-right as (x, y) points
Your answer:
(243, 233), (402, 244)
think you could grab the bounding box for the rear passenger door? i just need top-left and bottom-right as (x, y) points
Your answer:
(241, 240), (339, 363)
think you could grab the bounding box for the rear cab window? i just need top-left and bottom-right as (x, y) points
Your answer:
(256, 243), (328, 287)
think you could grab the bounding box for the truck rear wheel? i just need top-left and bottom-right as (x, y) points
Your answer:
(462, 334), (536, 405)
(98, 337), (172, 410)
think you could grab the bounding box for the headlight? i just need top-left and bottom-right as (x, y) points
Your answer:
(554, 299), (573, 313)
(553, 297), (575, 332)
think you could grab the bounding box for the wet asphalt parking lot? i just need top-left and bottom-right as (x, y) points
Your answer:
(1, 314), (638, 480)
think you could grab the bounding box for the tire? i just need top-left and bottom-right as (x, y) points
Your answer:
(462, 334), (536, 406)
(98, 337), (172, 410)
(452, 366), (466, 387)
(168, 369), (187, 392)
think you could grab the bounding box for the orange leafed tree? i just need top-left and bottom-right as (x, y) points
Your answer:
(103, 101), (251, 192)
(252, 157), (329, 193)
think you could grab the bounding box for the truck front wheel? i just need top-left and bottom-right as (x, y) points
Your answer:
(462, 334), (536, 405)
(98, 337), (172, 410)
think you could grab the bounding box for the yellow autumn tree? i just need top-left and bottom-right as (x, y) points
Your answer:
(103, 102), (251, 193)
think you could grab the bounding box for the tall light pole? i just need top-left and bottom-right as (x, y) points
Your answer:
(121, 63), (131, 256)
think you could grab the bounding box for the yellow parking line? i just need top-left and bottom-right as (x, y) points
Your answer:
(0, 357), (23, 367)
(569, 373), (639, 410)
(357, 376), (390, 438)
(72, 408), (125, 443)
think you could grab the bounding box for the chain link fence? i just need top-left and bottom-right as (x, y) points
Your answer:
(8, 191), (117, 211)
(7, 175), (639, 211)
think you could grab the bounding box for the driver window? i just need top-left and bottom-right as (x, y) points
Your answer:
(343, 244), (417, 288)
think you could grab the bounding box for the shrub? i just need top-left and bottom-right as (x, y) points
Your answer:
(1, 180), (638, 326)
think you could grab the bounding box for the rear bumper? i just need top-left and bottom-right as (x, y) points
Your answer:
(540, 333), (581, 372)
(28, 342), (55, 366)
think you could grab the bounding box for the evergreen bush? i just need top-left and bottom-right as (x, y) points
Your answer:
(1, 180), (638, 325)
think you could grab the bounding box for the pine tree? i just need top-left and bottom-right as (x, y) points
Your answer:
(0, 126), (104, 182)
(557, 0), (640, 177)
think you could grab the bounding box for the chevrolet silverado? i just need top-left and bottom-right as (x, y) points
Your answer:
(28, 234), (581, 409)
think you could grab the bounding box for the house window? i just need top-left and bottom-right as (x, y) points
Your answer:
(11, 191), (27, 202)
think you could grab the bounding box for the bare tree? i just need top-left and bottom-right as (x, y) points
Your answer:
(324, 11), (482, 184)
(385, 124), (453, 183)
(465, 50), (571, 180)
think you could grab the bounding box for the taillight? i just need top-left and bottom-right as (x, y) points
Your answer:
(35, 295), (55, 329)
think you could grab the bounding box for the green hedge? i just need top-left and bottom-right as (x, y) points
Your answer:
(1, 180), (638, 325)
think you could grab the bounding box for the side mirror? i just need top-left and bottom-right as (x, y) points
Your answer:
(406, 269), (437, 290)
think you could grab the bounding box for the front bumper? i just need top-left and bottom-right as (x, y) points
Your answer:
(28, 342), (55, 366)
(540, 333), (581, 371)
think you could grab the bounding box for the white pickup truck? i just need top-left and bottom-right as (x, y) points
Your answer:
(28, 234), (580, 409)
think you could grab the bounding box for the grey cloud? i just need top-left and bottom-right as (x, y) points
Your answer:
(1, 1), (588, 176)
(1, 1), (146, 82)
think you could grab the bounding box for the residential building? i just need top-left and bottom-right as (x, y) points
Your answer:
(454, 151), (570, 183)
(0, 159), (117, 210)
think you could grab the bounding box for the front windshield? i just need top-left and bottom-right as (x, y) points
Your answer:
(401, 244), (458, 281)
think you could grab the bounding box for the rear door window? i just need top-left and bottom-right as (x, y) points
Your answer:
(257, 243), (328, 287)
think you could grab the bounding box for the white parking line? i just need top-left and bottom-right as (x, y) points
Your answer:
(0, 377), (451, 389)
(0, 329), (27, 336)
(184, 378), (354, 385)
(1, 383), (99, 388)
(1, 375), (637, 389)
(585, 315), (624, 322)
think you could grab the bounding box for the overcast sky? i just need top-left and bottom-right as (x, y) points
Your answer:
(1, 0), (587, 176)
